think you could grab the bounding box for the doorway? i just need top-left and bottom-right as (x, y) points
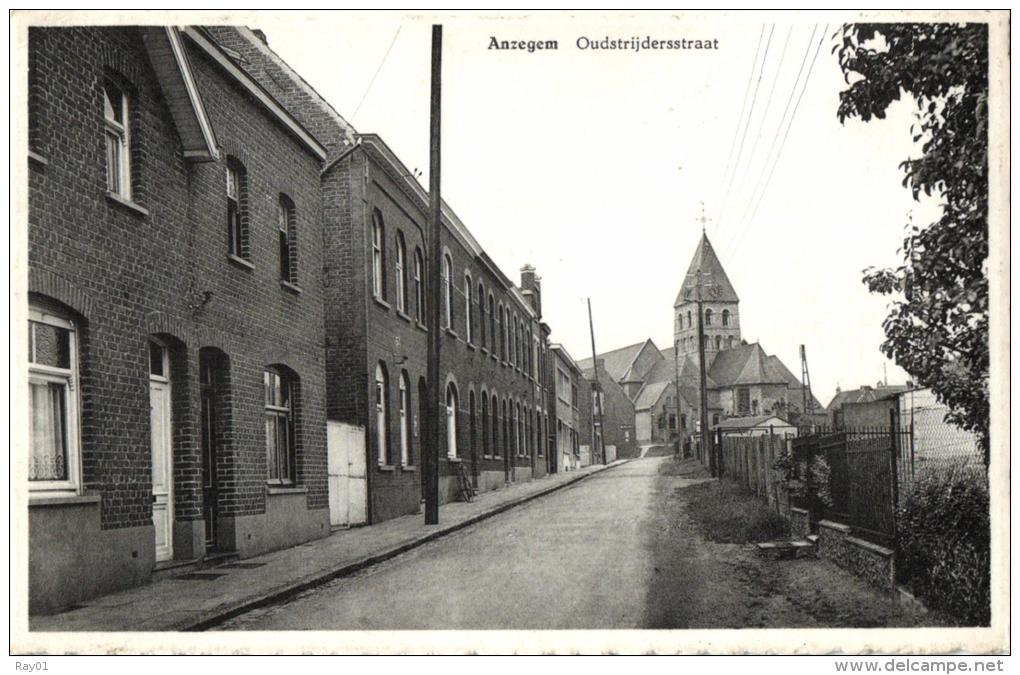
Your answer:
(149, 341), (174, 562)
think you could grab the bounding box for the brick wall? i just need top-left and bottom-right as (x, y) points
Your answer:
(28, 27), (328, 535)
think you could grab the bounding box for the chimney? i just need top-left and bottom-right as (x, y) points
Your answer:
(251, 28), (269, 45)
(520, 264), (542, 317)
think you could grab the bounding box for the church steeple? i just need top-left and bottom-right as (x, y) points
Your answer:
(673, 232), (741, 360)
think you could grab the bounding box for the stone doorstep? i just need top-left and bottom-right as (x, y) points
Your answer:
(755, 539), (816, 560)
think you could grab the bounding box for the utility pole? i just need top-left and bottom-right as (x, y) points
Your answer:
(424, 24), (442, 525)
(799, 344), (813, 417)
(695, 271), (713, 476)
(587, 298), (605, 464)
(672, 336), (683, 460)
(689, 203), (714, 475)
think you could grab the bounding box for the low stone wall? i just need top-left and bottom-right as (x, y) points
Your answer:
(817, 519), (895, 591)
(790, 507), (811, 539)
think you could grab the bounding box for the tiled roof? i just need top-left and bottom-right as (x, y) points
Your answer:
(826, 385), (911, 411)
(634, 381), (671, 411)
(576, 339), (656, 383)
(674, 233), (739, 306)
(714, 414), (793, 430)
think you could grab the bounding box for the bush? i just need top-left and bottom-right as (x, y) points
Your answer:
(897, 464), (990, 625)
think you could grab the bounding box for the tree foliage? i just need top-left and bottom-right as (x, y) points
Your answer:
(836, 23), (989, 461)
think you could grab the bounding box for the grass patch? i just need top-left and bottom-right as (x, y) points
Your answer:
(682, 479), (789, 544)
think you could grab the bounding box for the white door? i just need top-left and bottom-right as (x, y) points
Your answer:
(328, 422), (367, 527)
(149, 343), (174, 562)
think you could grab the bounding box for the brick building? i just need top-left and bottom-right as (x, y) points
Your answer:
(582, 360), (638, 459)
(549, 345), (588, 471)
(26, 27), (332, 612)
(202, 26), (556, 525)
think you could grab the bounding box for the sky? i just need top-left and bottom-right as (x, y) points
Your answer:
(262, 11), (941, 407)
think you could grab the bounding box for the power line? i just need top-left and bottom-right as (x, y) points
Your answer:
(730, 25), (828, 260)
(712, 24), (765, 237)
(352, 24), (403, 123)
(731, 25), (818, 249)
(715, 24), (775, 236)
(728, 25), (793, 243)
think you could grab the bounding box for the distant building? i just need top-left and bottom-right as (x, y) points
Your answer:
(827, 383), (912, 428)
(578, 233), (818, 446)
(714, 414), (797, 438)
(550, 345), (586, 471)
(581, 360), (638, 459)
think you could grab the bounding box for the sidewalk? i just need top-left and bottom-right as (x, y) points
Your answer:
(30, 461), (626, 632)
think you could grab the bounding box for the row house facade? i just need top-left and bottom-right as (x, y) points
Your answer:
(201, 27), (558, 525)
(549, 345), (587, 472)
(26, 26), (332, 613)
(25, 25), (582, 613)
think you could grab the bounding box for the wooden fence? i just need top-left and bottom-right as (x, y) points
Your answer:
(719, 433), (793, 520)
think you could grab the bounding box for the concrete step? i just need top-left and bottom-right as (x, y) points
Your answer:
(755, 539), (817, 560)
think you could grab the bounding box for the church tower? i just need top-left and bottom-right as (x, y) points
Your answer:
(673, 232), (741, 363)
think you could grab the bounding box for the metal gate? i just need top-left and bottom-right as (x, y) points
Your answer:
(327, 421), (367, 528)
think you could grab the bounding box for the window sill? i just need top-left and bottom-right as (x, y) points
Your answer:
(280, 280), (303, 295)
(480, 347), (489, 356)
(373, 296), (391, 311)
(401, 465), (416, 472)
(415, 321), (428, 333)
(444, 327), (459, 339)
(227, 254), (255, 271)
(106, 191), (149, 217)
(377, 464), (396, 472)
(266, 484), (306, 495)
(445, 456), (462, 463)
(29, 493), (101, 507)
(396, 309), (413, 323)
(466, 342), (477, 351)
(28, 150), (49, 167)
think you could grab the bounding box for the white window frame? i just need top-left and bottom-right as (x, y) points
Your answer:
(442, 254), (453, 329)
(104, 81), (131, 199)
(464, 273), (473, 343)
(414, 250), (424, 323)
(395, 234), (406, 313)
(372, 216), (384, 300)
(375, 364), (388, 465)
(446, 384), (458, 458)
(399, 373), (409, 466)
(28, 307), (81, 496)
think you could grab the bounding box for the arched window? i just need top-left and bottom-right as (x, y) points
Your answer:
(705, 308), (713, 326)
(395, 232), (407, 313)
(482, 394), (490, 458)
(104, 79), (131, 198)
(442, 254), (453, 329)
(446, 382), (458, 458)
(372, 211), (385, 300)
(687, 311), (692, 328)
(28, 302), (81, 494)
(469, 391), (476, 459)
(728, 335), (735, 349)
(715, 335), (722, 350)
(414, 248), (424, 323)
(722, 309), (730, 327)
(491, 393), (500, 458)
(278, 195), (297, 284)
(464, 272), (473, 343)
(478, 283), (486, 348)
(501, 399), (508, 458)
(399, 371), (410, 466)
(498, 303), (506, 360)
(265, 366), (298, 484)
(374, 363), (389, 465)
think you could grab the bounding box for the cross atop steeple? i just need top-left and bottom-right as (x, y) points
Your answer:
(695, 201), (711, 234)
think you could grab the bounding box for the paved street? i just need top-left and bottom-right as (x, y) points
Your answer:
(219, 458), (664, 630)
(218, 454), (937, 631)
